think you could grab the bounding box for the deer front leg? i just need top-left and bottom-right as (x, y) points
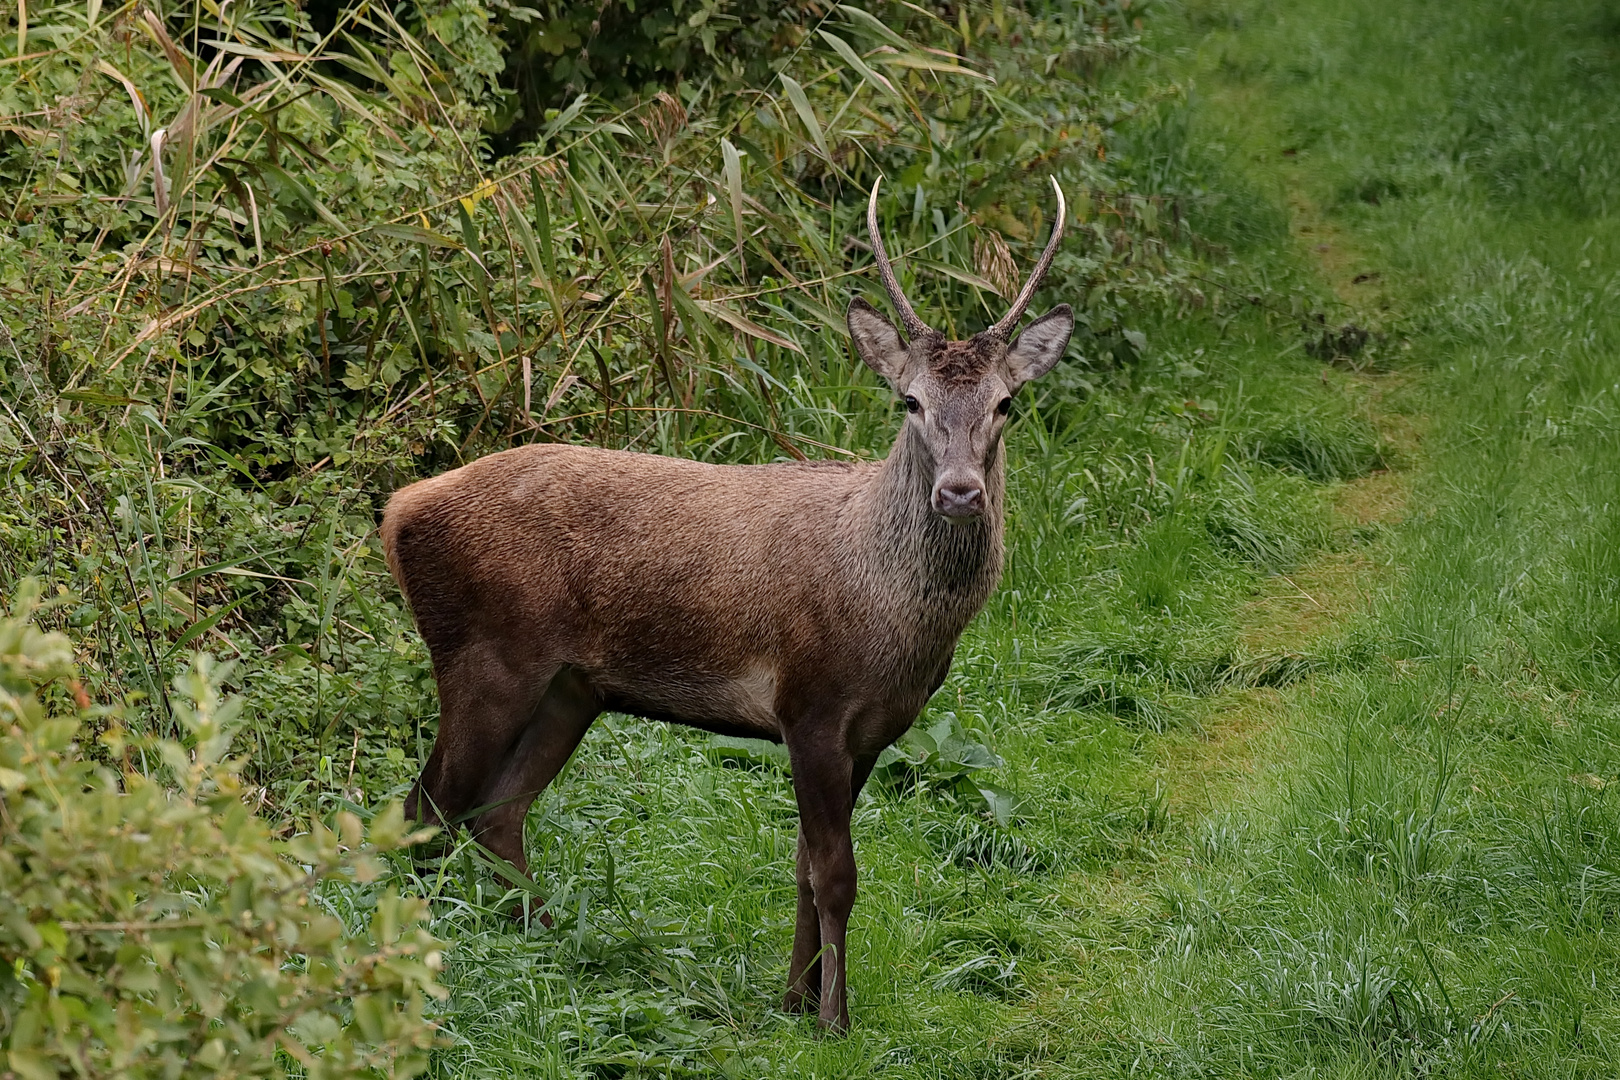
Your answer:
(784, 751), (876, 1018)
(784, 737), (876, 1033)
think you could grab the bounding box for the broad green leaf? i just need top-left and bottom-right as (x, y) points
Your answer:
(198, 86), (247, 108)
(706, 735), (791, 771)
(789, 295), (852, 339)
(206, 40), (324, 64)
(911, 255), (1002, 293)
(835, 3), (912, 50)
(95, 60), (148, 133)
(977, 783), (1020, 828)
(641, 271), (681, 406)
(372, 223), (462, 249)
(565, 159), (621, 278)
(162, 598), (249, 660)
(529, 170), (556, 278)
(304, 70), (406, 141)
(528, 173), (566, 336)
(140, 8), (195, 90)
(455, 201), (489, 275)
(505, 196), (544, 282)
(731, 349), (788, 393)
(167, 550), (287, 585)
(60, 388), (141, 406)
(256, 162), (344, 227)
(875, 53), (994, 81)
(541, 93), (590, 144)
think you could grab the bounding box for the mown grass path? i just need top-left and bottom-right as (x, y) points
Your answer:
(1169, 461), (1408, 804)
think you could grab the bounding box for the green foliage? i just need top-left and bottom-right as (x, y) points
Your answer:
(487, 0), (822, 142)
(488, 0), (1151, 146)
(0, 582), (445, 1079)
(0, 0), (1195, 777)
(708, 711), (1019, 825)
(873, 711), (1017, 826)
(3, 0), (1169, 484)
(5, 0), (1547, 1073)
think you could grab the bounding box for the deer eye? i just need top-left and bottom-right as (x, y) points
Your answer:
(904, 395), (921, 414)
(996, 397), (1013, 415)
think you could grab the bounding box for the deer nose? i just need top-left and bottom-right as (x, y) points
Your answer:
(933, 483), (985, 518)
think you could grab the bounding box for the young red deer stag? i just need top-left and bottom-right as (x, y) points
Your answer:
(380, 177), (1072, 1032)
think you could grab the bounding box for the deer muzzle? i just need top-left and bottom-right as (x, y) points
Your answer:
(932, 477), (986, 520)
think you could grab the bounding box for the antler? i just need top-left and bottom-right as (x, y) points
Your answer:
(987, 177), (1067, 340)
(866, 177), (932, 340)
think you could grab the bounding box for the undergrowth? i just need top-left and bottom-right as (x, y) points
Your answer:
(0, 0), (1455, 1075)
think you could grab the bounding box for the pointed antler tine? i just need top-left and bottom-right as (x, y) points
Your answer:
(988, 177), (1068, 339)
(866, 177), (932, 340)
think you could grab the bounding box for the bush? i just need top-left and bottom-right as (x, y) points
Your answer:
(872, 711), (1018, 826)
(0, 582), (445, 1079)
(489, 0), (825, 143)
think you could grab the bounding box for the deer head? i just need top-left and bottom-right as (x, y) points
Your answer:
(849, 177), (1074, 521)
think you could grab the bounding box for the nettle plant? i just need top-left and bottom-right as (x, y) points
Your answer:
(0, 581), (446, 1079)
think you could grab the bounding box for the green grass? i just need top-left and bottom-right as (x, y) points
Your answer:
(1029, 1), (1620, 1076)
(14, 0), (1620, 1073)
(380, 0), (1620, 1074)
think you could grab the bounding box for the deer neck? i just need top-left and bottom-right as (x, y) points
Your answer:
(852, 422), (1005, 618)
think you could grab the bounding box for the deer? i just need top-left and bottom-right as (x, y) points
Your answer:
(379, 177), (1072, 1032)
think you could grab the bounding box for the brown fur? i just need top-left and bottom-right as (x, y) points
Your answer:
(380, 206), (1073, 1033)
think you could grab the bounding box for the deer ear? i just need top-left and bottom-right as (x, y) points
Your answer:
(1005, 305), (1074, 389)
(848, 296), (909, 383)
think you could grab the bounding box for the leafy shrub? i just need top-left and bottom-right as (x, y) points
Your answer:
(488, 0), (824, 143)
(0, 582), (445, 1079)
(706, 712), (1016, 824)
(705, 733), (792, 771)
(872, 712), (1017, 825)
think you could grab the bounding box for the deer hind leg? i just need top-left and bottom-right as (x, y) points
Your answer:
(783, 824), (821, 1014)
(406, 642), (557, 842)
(469, 664), (600, 875)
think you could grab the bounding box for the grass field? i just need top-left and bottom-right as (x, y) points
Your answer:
(366, 0), (1620, 1074)
(367, 0), (1620, 1074)
(9, 0), (1620, 1074)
